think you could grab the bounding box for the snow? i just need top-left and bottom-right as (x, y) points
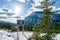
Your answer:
(55, 34), (60, 40)
(0, 30), (14, 40)
(0, 30), (60, 40)
(11, 32), (33, 40)
(0, 30), (33, 40)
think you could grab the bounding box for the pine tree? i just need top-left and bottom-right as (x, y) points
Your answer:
(40, 0), (58, 40)
(40, 0), (57, 33)
(51, 20), (60, 33)
(29, 0), (59, 40)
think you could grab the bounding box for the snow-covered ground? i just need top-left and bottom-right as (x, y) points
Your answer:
(11, 32), (33, 40)
(12, 32), (60, 40)
(0, 30), (14, 40)
(0, 30), (33, 40)
(0, 30), (60, 40)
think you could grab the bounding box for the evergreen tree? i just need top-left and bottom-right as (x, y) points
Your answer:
(28, 24), (44, 40)
(51, 20), (60, 33)
(39, 0), (58, 40)
(40, 0), (57, 33)
(28, 0), (59, 40)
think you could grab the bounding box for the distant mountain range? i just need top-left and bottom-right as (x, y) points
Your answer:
(0, 20), (7, 24)
(0, 11), (60, 26)
(0, 20), (16, 25)
(24, 11), (60, 26)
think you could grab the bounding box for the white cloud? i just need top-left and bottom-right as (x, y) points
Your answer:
(57, 7), (60, 10)
(25, 0), (60, 17)
(56, 7), (60, 14)
(33, 0), (45, 6)
(49, 6), (57, 11)
(0, 7), (14, 17)
(0, 5), (6, 12)
(0, 6), (25, 23)
(20, 16), (25, 20)
(0, 8), (5, 12)
(50, 6), (60, 14)
(25, 0), (44, 17)
(0, 18), (17, 23)
(18, 0), (26, 3)
(0, 8), (8, 18)
(0, 6), (18, 23)
(7, 18), (17, 23)
(8, 9), (14, 13)
(0, 14), (7, 17)
(33, 0), (41, 6)
(25, 7), (43, 17)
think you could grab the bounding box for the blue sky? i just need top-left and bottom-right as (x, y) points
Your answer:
(0, 0), (60, 23)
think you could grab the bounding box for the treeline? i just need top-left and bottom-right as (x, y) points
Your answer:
(0, 24), (13, 30)
(0, 24), (33, 31)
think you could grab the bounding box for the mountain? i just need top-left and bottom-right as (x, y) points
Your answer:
(24, 11), (43, 26)
(0, 20), (16, 25)
(0, 20), (7, 24)
(24, 11), (60, 26)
